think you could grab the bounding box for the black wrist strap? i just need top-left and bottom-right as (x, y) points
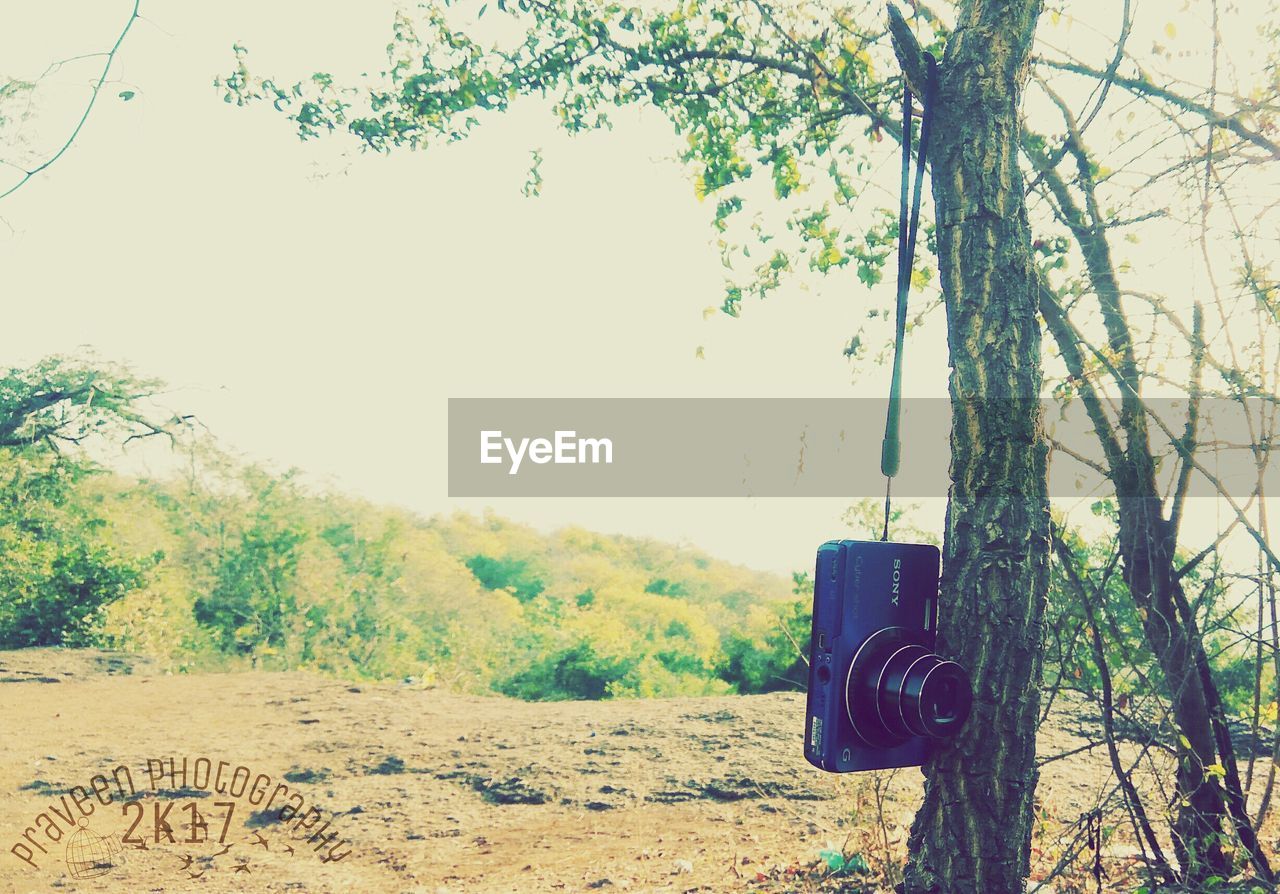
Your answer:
(881, 55), (937, 541)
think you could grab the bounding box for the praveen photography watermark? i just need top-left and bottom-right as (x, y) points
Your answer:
(8, 755), (352, 881)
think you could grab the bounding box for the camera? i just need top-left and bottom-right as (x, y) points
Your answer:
(804, 539), (972, 773)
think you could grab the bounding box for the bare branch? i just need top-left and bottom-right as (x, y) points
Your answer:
(0, 0), (141, 202)
(1035, 56), (1280, 160)
(886, 4), (930, 96)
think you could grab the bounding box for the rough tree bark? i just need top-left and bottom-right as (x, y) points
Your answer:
(890, 3), (1050, 892)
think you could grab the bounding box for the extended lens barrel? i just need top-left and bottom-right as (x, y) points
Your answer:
(896, 655), (971, 738)
(846, 627), (972, 746)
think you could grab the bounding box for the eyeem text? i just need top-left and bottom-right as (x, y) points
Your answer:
(480, 430), (613, 475)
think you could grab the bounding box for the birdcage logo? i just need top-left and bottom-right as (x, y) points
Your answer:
(64, 818), (124, 880)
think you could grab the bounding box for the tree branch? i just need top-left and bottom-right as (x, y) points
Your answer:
(1035, 56), (1280, 160)
(0, 0), (141, 202)
(1169, 302), (1205, 541)
(886, 4), (930, 96)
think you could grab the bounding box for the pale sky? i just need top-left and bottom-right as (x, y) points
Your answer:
(0, 0), (1274, 575)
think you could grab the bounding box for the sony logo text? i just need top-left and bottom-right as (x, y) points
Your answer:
(480, 430), (613, 476)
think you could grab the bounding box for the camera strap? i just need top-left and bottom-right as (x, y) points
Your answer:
(881, 56), (937, 542)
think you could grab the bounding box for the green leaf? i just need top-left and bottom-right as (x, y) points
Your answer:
(118, 90), (135, 101)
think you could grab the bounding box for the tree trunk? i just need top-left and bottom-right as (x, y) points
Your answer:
(891, 3), (1050, 892)
(1116, 497), (1228, 878)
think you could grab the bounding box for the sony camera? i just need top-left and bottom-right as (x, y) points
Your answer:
(804, 539), (972, 773)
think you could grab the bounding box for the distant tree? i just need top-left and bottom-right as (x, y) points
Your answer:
(643, 577), (688, 597)
(465, 553), (546, 602)
(0, 354), (187, 452)
(718, 596), (808, 693)
(0, 356), (182, 646)
(191, 470), (309, 662)
(0, 451), (151, 647)
(498, 639), (633, 699)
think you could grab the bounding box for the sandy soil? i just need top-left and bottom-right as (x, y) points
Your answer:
(0, 648), (1188, 893)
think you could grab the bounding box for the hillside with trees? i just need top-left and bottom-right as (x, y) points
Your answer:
(0, 365), (805, 700)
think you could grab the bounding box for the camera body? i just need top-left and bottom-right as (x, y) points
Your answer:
(804, 539), (971, 773)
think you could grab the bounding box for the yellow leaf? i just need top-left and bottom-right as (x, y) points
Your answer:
(1178, 733), (1192, 750)
(702, 306), (717, 320)
(1164, 21), (1177, 38)
(856, 50), (875, 80)
(695, 346), (706, 360)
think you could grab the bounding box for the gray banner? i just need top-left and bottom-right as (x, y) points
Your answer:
(447, 398), (1279, 498)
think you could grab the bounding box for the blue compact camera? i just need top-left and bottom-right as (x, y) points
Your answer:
(804, 540), (972, 773)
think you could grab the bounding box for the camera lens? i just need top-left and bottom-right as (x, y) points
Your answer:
(898, 655), (972, 738)
(845, 627), (972, 746)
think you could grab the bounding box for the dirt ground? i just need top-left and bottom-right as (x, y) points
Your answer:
(0, 648), (1205, 893)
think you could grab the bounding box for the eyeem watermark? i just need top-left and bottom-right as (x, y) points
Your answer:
(480, 429), (613, 475)
(9, 756), (352, 882)
(451, 397), (1280, 497)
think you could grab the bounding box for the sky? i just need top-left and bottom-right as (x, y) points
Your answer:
(0, 0), (1275, 575)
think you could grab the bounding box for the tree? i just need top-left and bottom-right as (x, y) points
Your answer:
(718, 592), (809, 694)
(1017, 9), (1279, 881)
(221, 0), (1280, 888)
(0, 450), (150, 647)
(223, 3), (1049, 889)
(886, 10), (1049, 892)
(0, 354), (188, 451)
(191, 469), (310, 661)
(0, 356), (177, 646)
